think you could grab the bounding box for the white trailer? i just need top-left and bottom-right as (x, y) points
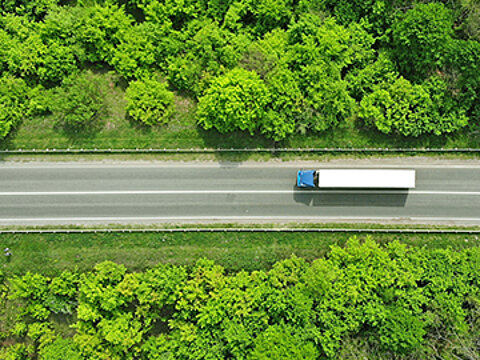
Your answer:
(318, 169), (415, 188)
(297, 169), (416, 188)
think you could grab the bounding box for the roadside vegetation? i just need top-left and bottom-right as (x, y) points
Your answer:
(0, 235), (479, 359)
(1, 229), (479, 276)
(0, 0), (479, 150)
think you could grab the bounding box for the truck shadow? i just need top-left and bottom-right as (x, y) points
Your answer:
(293, 188), (409, 207)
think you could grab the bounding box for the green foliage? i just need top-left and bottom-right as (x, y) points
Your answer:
(137, 0), (202, 29)
(197, 67), (270, 135)
(286, 15), (374, 71)
(0, 0), (477, 146)
(298, 63), (354, 133)
(166, 55), (205, 96)
(49, 71), (108, 132)
(262, 66), (301, 140)
(0, 75), (31, 138)
(320, 0), (376, 24)
(2, 240), (480, 359)
(166, 20), (250, 95)
(9, 269), (80, 323)
(246, 0), (294, 35)
(444, 39), (480, 121)
(240, 28), (289, 78)
(38, 5), (86, 64)
(38, 337), (83, 360)
(125, 77), (175, 126)
(346, 52), (398, 100)
(0, 15), (78, 85)
(0, 343), (29, 360)
(248, 324), (319, 359)
(0, 0), (57, 19)
(111, 22), (157, 79)
(74, 262), (187, 359)
(391, 2), (454, 81)
(77, 4), (133, 63)
(422, 75), (469, 134)
(458, 0), (480, 41)
(359, 76), (468, 136)
(10, 273), (51, 320)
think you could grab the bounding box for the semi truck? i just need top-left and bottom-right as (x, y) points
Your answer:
(296, 169), (416, 189)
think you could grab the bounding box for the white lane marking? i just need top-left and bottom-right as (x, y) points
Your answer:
(0, 216), (479, 222)
(0, 190), (479, 195)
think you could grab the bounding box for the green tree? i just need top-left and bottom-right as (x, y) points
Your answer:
(77, 4), (133, 63)
(248, 324), (318, 360)
(39, 5), (87, 63)
(246, 0), (293, 35)
(0, 343), (29, 360)
(9, 272), (51, 320)
(111, 22), (158, 79)
(359, 76), (468, 136)
(286, 15), (374, 72)
(444, 40), (480, 123)
(240, 28), (289, 78)
(136, 0), (202, 29)
(346, 52), (398, 100)
(391, 3), (454, 81)
(422, 75), (469, 135)
(457, 0), (480, 41)
(298, 63), (354, 133)
(39, 338), (83, 360)
(0, 75), (32, 138)
(167, 20), (250, 95)
(2, 242), (480, 359)
(262, 66), (302, 140)
(0, 0), (57, 19)
(49, 71), (108, 132)
(197, 67), (270, 135)
(125, 77), (175, 126)
(1, 15), (78, 85)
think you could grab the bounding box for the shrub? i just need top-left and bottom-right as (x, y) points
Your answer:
(38, 338), (83, 360)
(125, 77), (175, 126)
(0, 75), (31, 138)
(197, 67), (270, 135)
(391, 2), (454, 81)
(49, 71), (108, 132)
(359, 77), (468, 137)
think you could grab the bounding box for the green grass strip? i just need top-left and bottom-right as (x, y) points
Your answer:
(1, 231), (479, 277)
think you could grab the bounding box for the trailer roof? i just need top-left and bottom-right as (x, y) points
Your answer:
(317, 169), (415, 188)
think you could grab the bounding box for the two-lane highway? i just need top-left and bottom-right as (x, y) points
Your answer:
(1, 162), (480, 225)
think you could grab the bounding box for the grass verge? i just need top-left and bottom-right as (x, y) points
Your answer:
(1, 230), (479, 276)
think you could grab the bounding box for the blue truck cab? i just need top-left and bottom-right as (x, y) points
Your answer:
(296, 170), (316, 188)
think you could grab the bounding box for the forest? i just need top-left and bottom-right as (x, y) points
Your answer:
(0, 238), (479, 359)
(0, 0), (479, 148)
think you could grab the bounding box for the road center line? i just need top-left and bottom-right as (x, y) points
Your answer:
(0, 190), (479, 195)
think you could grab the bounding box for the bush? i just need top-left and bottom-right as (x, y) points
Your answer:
(359, 77), (468, 137)
(0, 75), (31, 138)
(197, 67), (270, 135)
(125, 77), (175, 126)
(77, 4), (133, 63)
(49, 71), (108, 132)
(110, 22), (157, 79)
(391, 2), (454, 81)
(38, 338), (83, 360)
(0, 0), (58, 19)
(0, 16), (78, 85)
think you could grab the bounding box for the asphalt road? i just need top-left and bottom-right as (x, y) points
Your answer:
(1, 162), (480, 225)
